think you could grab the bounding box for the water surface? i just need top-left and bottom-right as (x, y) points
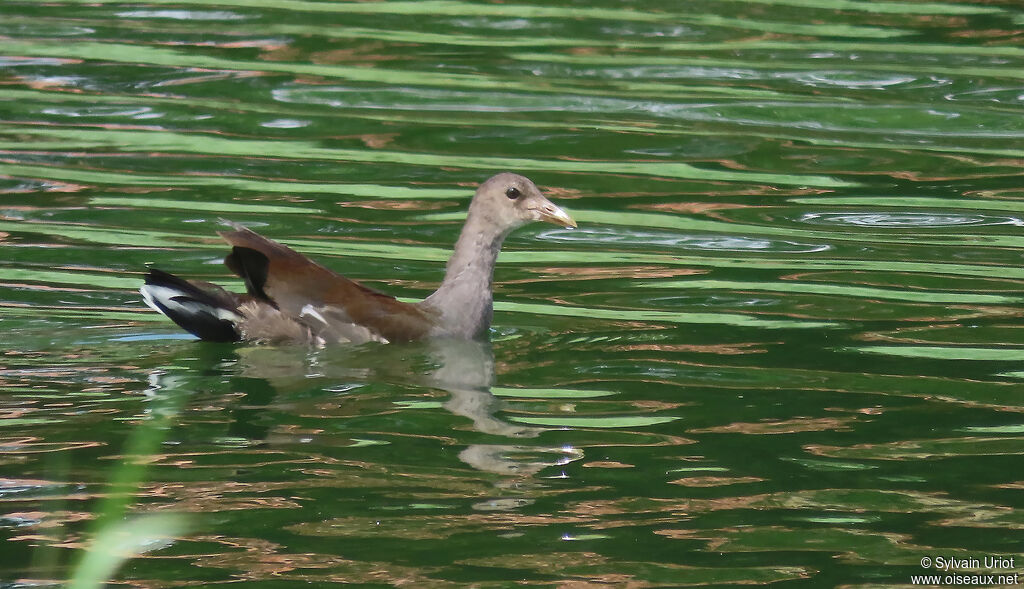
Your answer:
(1, 0), (1023, 586)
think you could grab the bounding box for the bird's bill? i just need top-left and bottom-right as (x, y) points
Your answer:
(534, 199), (577, 228)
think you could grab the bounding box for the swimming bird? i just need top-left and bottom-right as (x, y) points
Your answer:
(140, 172), (576, 345)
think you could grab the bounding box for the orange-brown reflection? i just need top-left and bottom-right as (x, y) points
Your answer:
(459, 551), (812, 585)
(182, 535), (459, 585)
(688, 416), (857, 434)
(655, 524), (1020, 568)
(630, 201), (754, 214)
(335, 199), (447, 211)
(518, 265), (706, 280)
(0, 438), (103, 455)
(807, 436), (1024, 460)
(288, 511), (599, 540)
(669, 476), (765, 486)
(607, 342), (770, 354)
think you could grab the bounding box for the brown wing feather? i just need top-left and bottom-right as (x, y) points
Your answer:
(218, 224), (435, 342)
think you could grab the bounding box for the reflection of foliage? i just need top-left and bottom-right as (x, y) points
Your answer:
(67, 373), (187, 589)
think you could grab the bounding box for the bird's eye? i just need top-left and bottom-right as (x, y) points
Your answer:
(505, 186), (521, 200)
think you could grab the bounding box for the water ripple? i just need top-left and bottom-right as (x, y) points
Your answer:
(272, 85), (634, 113)
(115, 9), (249, 20)
(448, 17), (542, 31)
(797, 212), (1024, 228)
(0, 25), (94, 37)
(0, 57), (72, 67)
(260, 118), (311, 129)
(944, 87), (1024, 104)
(40, 105), (158, 119)
(538, 227), (831, 253)
(786, 72), (921, 89)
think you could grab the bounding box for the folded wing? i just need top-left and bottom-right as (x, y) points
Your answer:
(218, 222), (436, 344)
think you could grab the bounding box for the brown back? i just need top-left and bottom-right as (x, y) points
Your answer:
(219, 225), (435, 342)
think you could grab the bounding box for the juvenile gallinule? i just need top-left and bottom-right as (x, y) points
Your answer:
(140, 172), (576, 344)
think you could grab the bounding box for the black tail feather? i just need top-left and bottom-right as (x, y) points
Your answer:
(224, 247), (272, 302)
(141, 269), (242, 342)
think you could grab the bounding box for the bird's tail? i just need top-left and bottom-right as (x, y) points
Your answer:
(140, 268), (243, 342)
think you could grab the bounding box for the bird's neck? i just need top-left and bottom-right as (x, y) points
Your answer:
(443, 218), (507, 286)
(422, 213), (509, 338)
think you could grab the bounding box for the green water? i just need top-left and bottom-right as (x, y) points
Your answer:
(1, 0), (1023, 586)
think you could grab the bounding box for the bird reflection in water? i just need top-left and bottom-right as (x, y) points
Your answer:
(192, 338), (584, 477)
